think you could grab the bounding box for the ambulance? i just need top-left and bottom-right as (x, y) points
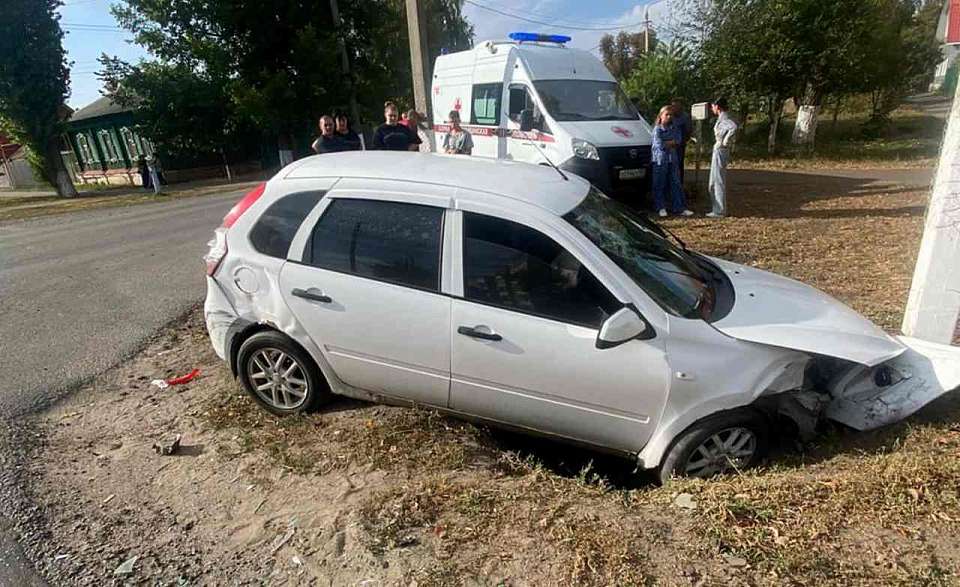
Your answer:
(431, 32), (653, 197)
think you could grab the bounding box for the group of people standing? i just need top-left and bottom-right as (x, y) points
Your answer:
(651, 97), (737, 219)
(311, 102), (474, 156)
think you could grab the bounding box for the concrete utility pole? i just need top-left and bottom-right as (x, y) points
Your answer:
(643, 5), (652, 53)
(405, 0), (432, 121)
(902, 84), (960, 345)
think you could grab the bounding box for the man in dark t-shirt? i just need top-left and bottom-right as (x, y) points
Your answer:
(372, 104), (422, 151)
(312, 115), (353, 154)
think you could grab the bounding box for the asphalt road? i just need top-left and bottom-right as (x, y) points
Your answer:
(0, 187), (245, 584)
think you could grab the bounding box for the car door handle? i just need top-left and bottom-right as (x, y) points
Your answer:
(457, 325), (502, 341)
(291, 288), (332, 303)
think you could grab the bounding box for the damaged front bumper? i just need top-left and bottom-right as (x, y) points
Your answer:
(826, 336), (960, 430)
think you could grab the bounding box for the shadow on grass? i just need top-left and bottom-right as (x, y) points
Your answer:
(676, 168), (932, 220)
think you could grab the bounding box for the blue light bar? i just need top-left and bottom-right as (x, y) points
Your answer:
(509, 32), (572, 44)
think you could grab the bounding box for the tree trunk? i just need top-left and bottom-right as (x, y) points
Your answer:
(277, 133), (294, 168)
(767, 96), (783, 155)
(792, 84), (823, 147)
(831, 95), (842, 131)
(792, 105), (821, 147)
(45, 137), (77, 198)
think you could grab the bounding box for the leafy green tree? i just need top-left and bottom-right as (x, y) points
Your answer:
(621, 42), (702, 123)
(99, 57), (258, 169)
(599, 30), (659, 80)
(855, 0), (942, 132)
(106, 0), (473, 162)
(0, 0), (77, 196)
(699, 0), (804, 153)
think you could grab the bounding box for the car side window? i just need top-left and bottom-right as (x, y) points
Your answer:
(249, 191), (325, 258)
(308, 199), (443, 292)
(462, 212), (621, 328)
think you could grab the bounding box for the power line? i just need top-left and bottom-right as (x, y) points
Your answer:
(62, 23), (123, 30)
(477, 0), (651, 27)
(463, 0), (646, 31)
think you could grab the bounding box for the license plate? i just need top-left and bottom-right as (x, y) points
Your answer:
(619, 168), (645, 180)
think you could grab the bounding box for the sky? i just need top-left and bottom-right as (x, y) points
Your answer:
(60, 0), (676, 110)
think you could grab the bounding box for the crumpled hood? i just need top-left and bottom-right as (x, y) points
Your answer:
(709, 259), (905, 366)
(560, 120), (652, 148)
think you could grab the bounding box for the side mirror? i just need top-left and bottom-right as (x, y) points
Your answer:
(519, 109), (534, 132)
(596, 306), (651, 349)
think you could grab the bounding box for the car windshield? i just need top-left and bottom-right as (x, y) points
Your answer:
(533, 80), (640, 122)
(563, 188), (712, 319)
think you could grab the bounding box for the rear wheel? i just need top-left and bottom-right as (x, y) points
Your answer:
(237, 331), (329, 415)
(656, 410), (767, 484)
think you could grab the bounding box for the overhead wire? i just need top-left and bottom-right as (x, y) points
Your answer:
(463, 0), (647, 31)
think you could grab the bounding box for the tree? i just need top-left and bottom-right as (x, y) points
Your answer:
(699, 0), (803, 153)
(855, 0), (942, 132)
(599, 30), (659, 80)
(99, 57), (258, 171)
(0, 0), (77, 197)
(107, 0), (473, 163)
(621, 42), (702, 122)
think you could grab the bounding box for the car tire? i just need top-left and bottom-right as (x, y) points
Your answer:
(655, 409), (768, 484)
(236, 331), (330, 416)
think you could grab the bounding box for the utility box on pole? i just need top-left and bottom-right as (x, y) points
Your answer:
(902, 86), (960, 345)
(405, 0), (432, 122)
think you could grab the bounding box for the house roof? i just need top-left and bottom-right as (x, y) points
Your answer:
(68, 96), (129, 122)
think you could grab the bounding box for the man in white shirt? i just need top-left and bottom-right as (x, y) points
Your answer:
(707, 97), (738, 218)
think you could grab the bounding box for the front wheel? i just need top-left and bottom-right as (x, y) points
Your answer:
(655, 410), (768, 484)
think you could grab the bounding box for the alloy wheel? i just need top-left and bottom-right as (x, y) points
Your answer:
(246, 348), (309, 410)
(683, 426), (757, 477)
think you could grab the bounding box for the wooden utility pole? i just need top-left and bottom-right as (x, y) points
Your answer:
(405, 0), (432, 121)
(330, 0), (361, 127)
(902, 84), (960, 344)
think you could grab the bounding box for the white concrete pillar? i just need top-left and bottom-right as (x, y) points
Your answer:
(902, 86), (960, 345)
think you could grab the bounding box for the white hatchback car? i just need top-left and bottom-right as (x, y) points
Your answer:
(204, 152), (960, 481)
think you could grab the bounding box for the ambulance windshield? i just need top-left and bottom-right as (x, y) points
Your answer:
(533, 80), (640, 122)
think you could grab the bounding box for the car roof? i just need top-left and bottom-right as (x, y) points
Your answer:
(283, 152), (591, 216)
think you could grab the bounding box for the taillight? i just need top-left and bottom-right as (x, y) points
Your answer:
(204, 227), (228, 276)
(222, 182), (266, 228)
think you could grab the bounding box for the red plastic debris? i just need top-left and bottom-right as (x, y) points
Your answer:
(166, 368), (201, 386)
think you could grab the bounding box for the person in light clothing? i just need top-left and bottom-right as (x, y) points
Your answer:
(442, 110), (473, 155)
(708, 97), (738, 218)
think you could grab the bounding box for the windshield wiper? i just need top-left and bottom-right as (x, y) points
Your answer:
(654, 220), (688, 252)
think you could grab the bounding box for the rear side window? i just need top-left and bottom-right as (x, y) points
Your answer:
(309, 199), (444, 292)
(249, 191), (324, 258)
(462, 212), (620, 328)
(471, 83), (502, 126)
